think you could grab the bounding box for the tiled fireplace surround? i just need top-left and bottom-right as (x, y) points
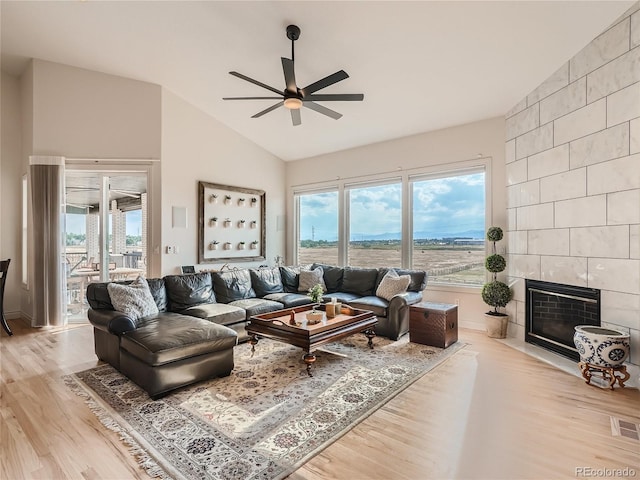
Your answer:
(504, 3), (640, 367)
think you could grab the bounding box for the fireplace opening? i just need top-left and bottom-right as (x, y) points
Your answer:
(525, 279), (600, 361)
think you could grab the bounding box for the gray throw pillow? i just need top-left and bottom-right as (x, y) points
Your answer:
(375, 269), (411, 301)
(107, 276), (159, 320)
(298, 266), (327, 293)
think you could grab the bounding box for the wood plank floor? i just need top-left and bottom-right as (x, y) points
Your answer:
(1, 320), (638, 479)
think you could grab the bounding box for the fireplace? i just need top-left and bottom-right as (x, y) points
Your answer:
(525, 280), (600, 361)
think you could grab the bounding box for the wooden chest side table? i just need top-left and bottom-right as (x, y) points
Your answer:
(409, 302), (458, 348)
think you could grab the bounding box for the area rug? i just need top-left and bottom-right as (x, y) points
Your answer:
(65, 335), (465, 480)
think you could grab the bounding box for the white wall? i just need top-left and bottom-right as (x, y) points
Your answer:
(0, 72), (23, 319)
(286, 117), (506, 330)
(505, 3), (640, 365)
(160, 89), (286, 275)
(31, 60), (161, 159)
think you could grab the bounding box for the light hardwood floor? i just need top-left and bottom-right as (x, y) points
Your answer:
(1, 320), (638, 479)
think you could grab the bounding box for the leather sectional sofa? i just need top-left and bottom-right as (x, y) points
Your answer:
(86, 264), (427, 398)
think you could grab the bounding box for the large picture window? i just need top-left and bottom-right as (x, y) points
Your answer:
(411, 170), (486, 285)
(347, 181), (402, 268)
(296, 190), (339, 265)
(294, 162), (488, 287)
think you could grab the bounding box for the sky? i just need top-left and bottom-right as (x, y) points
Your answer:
(299, 172), (485, 241)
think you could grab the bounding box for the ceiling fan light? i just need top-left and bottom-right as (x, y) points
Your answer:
(284, 97), (303, 110)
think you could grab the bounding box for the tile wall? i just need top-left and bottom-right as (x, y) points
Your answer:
(504, 3), (640, 366)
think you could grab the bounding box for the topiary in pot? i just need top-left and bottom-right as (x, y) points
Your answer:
(482, 226), (513, 338)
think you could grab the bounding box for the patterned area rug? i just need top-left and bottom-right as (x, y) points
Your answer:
(65, 335), (464, 480)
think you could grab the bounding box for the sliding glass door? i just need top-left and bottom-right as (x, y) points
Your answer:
(64, 170), (148, 322)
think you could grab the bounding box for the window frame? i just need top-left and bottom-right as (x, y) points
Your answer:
(292, 158), (492, 288)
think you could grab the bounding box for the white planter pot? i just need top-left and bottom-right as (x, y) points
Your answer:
(223, 243), (232, 250)
(250, 243), (258, 250)
(306, 310), (324, 325)
(238, 221), (245, 228)
(484, 313), (509, 338)
(238, 243), (246, 250)
(208, 243), (219, 250)
(574, 326), (630, 367)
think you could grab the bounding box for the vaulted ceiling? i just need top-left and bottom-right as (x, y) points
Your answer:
(1, 1), (633, 161)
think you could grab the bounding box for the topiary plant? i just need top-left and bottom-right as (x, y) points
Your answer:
(482, 226), (513, 315)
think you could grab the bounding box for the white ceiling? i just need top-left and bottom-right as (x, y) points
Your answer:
(1, 1), (633, 161)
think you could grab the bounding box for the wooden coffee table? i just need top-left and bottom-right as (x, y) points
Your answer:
(246, 304), (377, 376)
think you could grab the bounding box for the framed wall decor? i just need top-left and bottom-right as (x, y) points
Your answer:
(198, 181), (265, 263)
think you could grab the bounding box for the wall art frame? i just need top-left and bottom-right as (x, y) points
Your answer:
(198, 181), (265, 263)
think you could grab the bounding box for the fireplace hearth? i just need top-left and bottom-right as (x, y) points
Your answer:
(525, 280), (600, 361)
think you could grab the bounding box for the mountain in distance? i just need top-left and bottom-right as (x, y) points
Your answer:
(349, 229), (485, 241)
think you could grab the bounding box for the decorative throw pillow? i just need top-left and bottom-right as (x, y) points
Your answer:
(298, 266), (327, 293)
(375, 269), (411, 301)
(107, 276), (159, 320)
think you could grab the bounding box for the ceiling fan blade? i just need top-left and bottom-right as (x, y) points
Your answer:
(304, 101), (342, 120)
(291, 108), (302, 126)
(300, 70), (349, 96)
(229, 71), (284, 96)
(223, 97), (284, 100)
(304, 93), (364, 102)
(251, 101), (284, 118)
(281, 57), (297, 93)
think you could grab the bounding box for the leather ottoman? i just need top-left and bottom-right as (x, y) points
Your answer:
(409, 302), (458, 348)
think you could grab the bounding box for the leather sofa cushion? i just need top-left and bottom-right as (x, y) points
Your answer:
(212, 269), (256, 303)
(279, 266), (300, 293)
(324, 292), (361, 304)
(183, 303), (246, 326)
(165, 273), (215, 312)
(312, 263), (344, 292)
(263, 292), (311, 308)
(375, 268), (427, 293)
(348, 296), (388, 317)
(249, 267), (284, 297)
(341, 267), (378, 297)
(147, 278), (168, 312)
(229, 298), (284, 318)
(120, 314), (237, 366)
(87, 282), (117, 310)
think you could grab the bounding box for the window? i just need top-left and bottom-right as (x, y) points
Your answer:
(293, 162), (488, 288)
(296, 190), (338, 265)
(411, 170), (486, 285)
(347, 181), (402, 268)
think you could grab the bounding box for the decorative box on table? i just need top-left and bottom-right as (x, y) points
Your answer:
(409, 302), (458, 348)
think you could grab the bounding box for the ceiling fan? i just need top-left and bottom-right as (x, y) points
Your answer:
(223, 24), (364, 126)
